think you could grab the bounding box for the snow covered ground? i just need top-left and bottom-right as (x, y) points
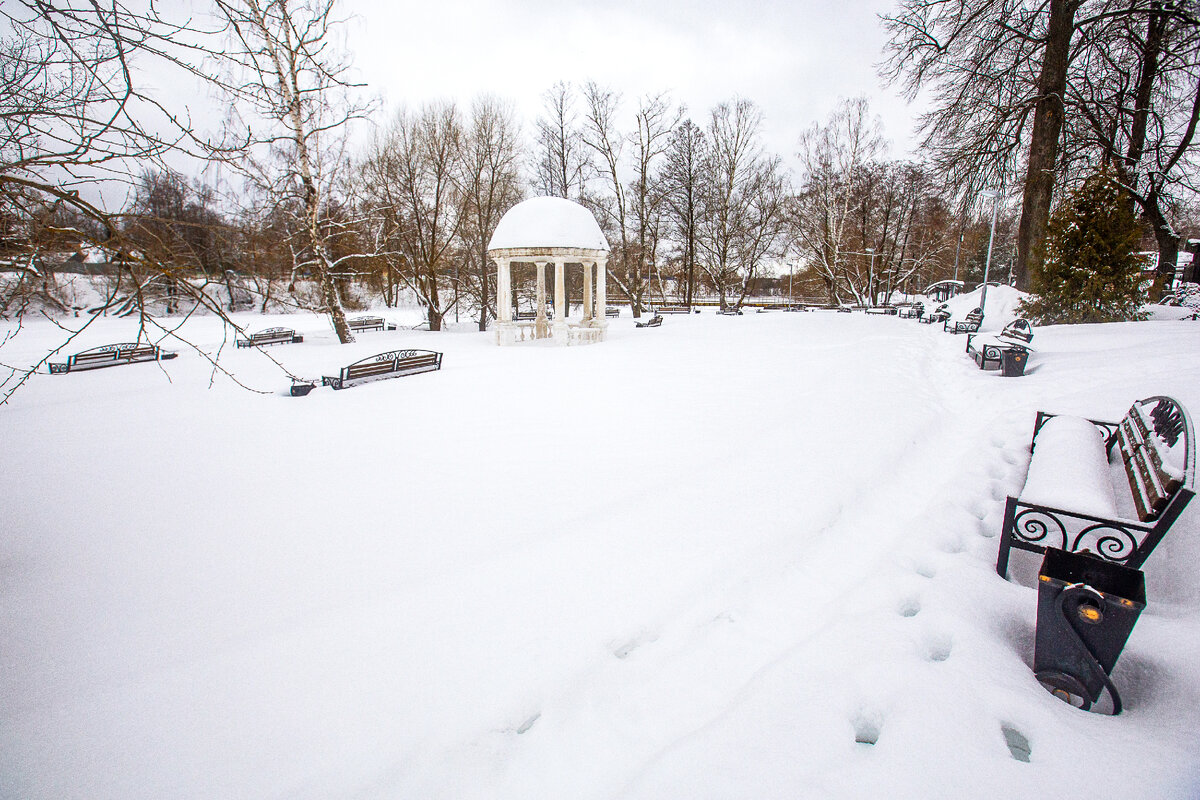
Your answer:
(2, 290), (1199, 800)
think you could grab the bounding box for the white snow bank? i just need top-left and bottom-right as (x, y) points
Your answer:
(1019, 415), (1118, 517)
(487, 196), (610, 252)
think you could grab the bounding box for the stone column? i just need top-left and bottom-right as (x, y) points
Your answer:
(535, 261), (550, 339)
(553, 258), (568, 343)
(582, 261), (594, 323)
(496, 258), (512, 323)
(596, 257), (608, 321)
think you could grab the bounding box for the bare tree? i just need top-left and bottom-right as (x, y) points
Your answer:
(791, 97), (885, 305)
(211, 0), (369, 343)
(460, 96), (523, 331)
(361, 103), (466, 331)
(629, 92), (682, 308)
(661, 119), (706, 305)
(533, 81), (588, 200)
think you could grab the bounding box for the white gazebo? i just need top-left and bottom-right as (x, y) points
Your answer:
(487, 197), (610, 346)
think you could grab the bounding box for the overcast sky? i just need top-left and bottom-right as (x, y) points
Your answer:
(343, 0), (922, 169)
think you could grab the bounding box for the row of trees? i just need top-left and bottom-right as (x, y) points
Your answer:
(882, 0), (1200, 295)
(3, 0), (1198, 386)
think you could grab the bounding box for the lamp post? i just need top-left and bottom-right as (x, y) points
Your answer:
(979, 190), (1001, 318)
(866, 247), (876, 305)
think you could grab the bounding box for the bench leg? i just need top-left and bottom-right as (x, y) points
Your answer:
(996, 496), (1020, 578)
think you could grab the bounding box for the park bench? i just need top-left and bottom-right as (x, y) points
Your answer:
(605, 306), (620, 318)
(996, 395), (1195, 578)
(319, 349), (443, 391)
(945, 307), (983, 333)
(347, 316), (397, 332)
(898, 302), (924, 319)
(919, 303), (951, 324)
(236, 327), (304, 348)
(635, 314), (663, 328)
(49, 342), (178, 374)
(717, 306), (743, 315)
(654, 305), (693, 314)
(966, 320), (1035, 370)
(864, 306), (898, 315)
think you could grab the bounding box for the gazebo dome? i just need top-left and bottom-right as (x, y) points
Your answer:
(487, 197), (609, 252)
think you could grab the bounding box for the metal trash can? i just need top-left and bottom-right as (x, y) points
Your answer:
(1000, 346), (1029, 377)
(1034, 548), (1145, 714)
(290, 381), (316, 397)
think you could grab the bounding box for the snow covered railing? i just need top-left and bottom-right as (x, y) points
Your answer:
(48, 342), (178, 374)
(997, 396), (1195, 577)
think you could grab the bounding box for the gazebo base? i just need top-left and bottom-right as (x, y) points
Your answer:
(495, 321), (606, 346)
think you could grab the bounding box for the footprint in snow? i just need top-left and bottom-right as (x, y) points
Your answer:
(1001, 724), (1032, 762)
(897, 597), (921, 618)
(516, 712), (541, 735)
(853, 711), (882, 746)
(1000, 449), (1024, 465)
(923, 634), (953, 663)
(612, 631), (659, 660)
(914, 561), (938, 579)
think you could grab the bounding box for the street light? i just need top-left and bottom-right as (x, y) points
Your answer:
(979, 190), (1001, 318)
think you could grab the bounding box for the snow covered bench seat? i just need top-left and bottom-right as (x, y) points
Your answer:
(49, 342), (177, 374)
(966, 319), (1035, 369)
(320, 349), (442, 390)
(864, 306), (898, 315)
(996, 396), (1195, 577)
(635, 314), (663, 328)
(898, 302), (924, 319)
(653, 305), (693, 314)
(236, 327), (303, 348)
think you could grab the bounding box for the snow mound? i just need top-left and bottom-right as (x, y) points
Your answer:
(944, 283), (1029, 331)
(487, 197), (610, 252)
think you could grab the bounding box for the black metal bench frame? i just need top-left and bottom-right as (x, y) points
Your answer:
(864, 306), (898, 315)
(945, 308), (983, 334)
(635, 314), (664, 328)
(966, 318), (1035, 369)
(919, 304), (951, 324)
(49, 343), (178, 374)
(347, 316), (396, 332)
(236, 327), (304, 348)
(654, 305), (693, 314)
(897, 303), (924, 319)
(320, 349), (443, 390)
(996, 396), (1195, 577)
(605, 307), (620, 318)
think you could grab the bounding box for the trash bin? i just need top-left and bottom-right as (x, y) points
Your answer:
(1000, 346), (1029, 377)
(1033, 548), (1145, 714)
(290, 381), (315, 397)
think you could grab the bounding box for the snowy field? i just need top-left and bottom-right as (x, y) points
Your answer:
(3, 290), (1200, 799)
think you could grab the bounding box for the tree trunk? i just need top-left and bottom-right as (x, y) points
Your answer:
(1015, 0), (1080, 291)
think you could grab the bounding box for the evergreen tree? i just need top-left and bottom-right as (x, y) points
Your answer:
(1019, 172), (1147, 324)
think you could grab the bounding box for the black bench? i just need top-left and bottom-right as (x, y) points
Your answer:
(49, 343), (178, 374)
(635, 314), (664, 328)
(996, 396), (1195, 577)
(319, 349), (443, 390)
(347, 316), (396, 332)
(999, 317), (1034, 343)
(864, 306), (898, 315)
(236, 327), (304, 348)
(945, 307), (983, 334)
(654, 305), (693, 314)
(717, 306), (743, 316)
(605, 306), (620, 318)
(898, 302), (924, 319)
(966, 318), (1035, 370)
(919, 303), (951, 324)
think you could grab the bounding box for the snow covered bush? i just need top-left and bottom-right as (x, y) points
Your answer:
(1019, 172), (1147, 324)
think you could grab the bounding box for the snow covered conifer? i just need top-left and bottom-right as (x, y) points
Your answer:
(1019, 172), (1147, 324)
